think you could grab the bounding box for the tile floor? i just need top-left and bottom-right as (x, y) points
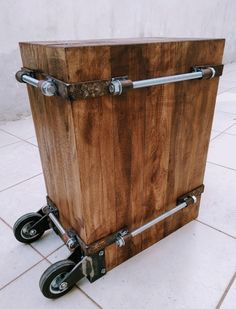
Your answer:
(0, 63), (236, 309)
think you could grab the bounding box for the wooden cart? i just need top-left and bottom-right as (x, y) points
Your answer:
(13, 38), (224, 298)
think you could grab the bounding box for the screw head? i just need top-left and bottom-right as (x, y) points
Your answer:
(40, 81), (57, 96)
(59, 282), (68, 290)
(109, 83), (115, 93)
(29, 229), (37, 236)
(101, 268), (106, 274)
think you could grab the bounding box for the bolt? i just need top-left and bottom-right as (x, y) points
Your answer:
(101, 268), (106, 274)
(109, 84), (115, 93)
(29, 229), (37, 236)
(40, 81), (57, 96)
(59, 282), (68, 290)
(99, 250), (104, 256)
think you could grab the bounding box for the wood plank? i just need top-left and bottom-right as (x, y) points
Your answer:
(66, 46), (117, 245)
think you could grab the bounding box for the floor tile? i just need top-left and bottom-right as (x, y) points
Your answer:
(0, 260), (99, 308)
(0, 174), (46, 226)
(212, 111), (236, 132)
(0, 174), (64, 256)
(224, 63), (236, 72)
(225, 124), (236, 135)
(199, 163), (236, 237)
(26, 136), (38, 146)
(223, 70), (236, 82)
(210, 129), (221, 140)
(0, 141), (42, 191)
(0, 130), (21, 148)
(0, 220), (42, 289)
(47, 245), (69, 263)
(217, 80), (236, 94)
(50, 221), (236, 309)
(0, 117), (35, 140)
(32, 231), (64, 257)
(216, 88), (236, 115)
(223, 64), (236, 74)
(207, 133), (236, 170)
(221, 275), (236, 309)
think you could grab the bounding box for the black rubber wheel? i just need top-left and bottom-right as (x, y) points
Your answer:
(13, 212), (45, 244)
(39, 260), (76, 299)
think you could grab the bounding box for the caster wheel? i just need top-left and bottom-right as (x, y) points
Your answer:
(13, 212), (45, 244)
(39, 260), (75, 299)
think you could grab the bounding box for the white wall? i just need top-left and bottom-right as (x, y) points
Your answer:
(0, 0), (235, 121)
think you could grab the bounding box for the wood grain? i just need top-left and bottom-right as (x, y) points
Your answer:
(19, 38), (225, 271)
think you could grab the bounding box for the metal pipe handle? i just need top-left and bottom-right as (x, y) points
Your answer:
(16, 64), (223, 99)
(109, 66), (217, 95)
(116, 194), (198, 247)
(16, 70), (57, 96)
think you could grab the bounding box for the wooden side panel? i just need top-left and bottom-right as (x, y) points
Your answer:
(20, 44), (86, 239)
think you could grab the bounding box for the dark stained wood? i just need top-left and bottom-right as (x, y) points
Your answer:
(19, 38), (225, 271)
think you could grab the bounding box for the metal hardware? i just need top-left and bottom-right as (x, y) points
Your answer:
(109, 76), (129, 96)
(59, 282), (68, 290)
(16, 64), (223, 100)
(16, 70), (57, 97)
(115, 185), (204, 247)
(109, 66), (222, 96)
(130, 195), (196, 238)
(16, 184), (204, 294)
(48, 212), (66, 235)
(109, 79), (122, 95)
(209, 67), (216, 79)
(62, 250), (106, 287)
(74, 227), (128, 256)
(116, 230), (129, 247)
(33, 198), (79, 252)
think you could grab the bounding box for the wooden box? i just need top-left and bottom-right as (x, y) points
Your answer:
(19, 38), (224, 271)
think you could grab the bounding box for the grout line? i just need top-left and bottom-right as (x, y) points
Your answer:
(0, 216), (13, 230)
(0, 259), (44, 291)
(211, 122), (236, 141)
(0, 140), (22, 149)
(196, 219), (236, 240)
(0, 217), (59, 265)
(0, 127), (38, 148)
(216, 272), (236, 309)
(44, 243), (65, 259)
(29, 244), (48, 260)
(207, 161), (236, 172)
(219, 131), (236, 137)
(76, 285), (103, 308)
(25, 138), (38, 148)
(0, 127), (35, 143)
(0, 172), (43, 193)
(211, 123), (236, 141)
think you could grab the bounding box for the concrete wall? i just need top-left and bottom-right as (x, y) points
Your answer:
(0, 0), (235, 121)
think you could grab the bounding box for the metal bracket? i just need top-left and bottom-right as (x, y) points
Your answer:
(192, 65), (224, 80)
(59, 250), (106, 288)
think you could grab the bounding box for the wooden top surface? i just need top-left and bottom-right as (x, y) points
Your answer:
(20, 37), (224, 48)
